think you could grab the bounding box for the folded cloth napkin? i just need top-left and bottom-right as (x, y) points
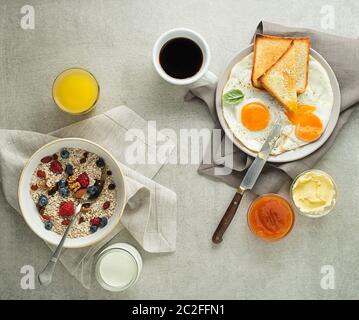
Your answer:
(0, 106), (177, 289)
(186, 21), (359, 194)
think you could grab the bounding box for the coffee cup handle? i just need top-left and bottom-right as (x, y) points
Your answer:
(189, 70), (218, 89)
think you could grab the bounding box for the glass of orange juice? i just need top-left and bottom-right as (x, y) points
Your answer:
(52, 68), (100, 115)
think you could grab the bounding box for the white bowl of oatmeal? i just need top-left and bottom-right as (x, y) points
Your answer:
(18, 138), (126, 248)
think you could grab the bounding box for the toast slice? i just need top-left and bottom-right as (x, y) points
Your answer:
(259, 42), (297, 112)
(251, 35), (292, 89)
(293, 38), (310, 93)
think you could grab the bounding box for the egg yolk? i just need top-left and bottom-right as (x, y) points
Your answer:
(241, 102), (270, 131)
(286, 104), (323, 142)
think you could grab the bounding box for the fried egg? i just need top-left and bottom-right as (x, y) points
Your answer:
(222, 53), (333, 155)
(223, 98), (280, 151)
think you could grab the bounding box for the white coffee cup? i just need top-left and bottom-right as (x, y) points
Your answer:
(152, 28), (217, 87)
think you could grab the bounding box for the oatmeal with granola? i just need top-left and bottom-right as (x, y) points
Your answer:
(29, 147), (117, 238)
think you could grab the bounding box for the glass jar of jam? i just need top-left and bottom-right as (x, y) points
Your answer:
(247, 194), (295, 241)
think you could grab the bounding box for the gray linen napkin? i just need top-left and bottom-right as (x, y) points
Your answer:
(0, 106), (177, 289)
(186, 21), (359, 195)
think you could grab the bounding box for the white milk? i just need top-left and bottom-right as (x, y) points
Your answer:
(95, 243), (142, 291)
(99, 250), (137, 287)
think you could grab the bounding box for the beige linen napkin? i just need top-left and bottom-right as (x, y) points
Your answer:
(0, 106), (177, 289)
(186, 21), (359, 194)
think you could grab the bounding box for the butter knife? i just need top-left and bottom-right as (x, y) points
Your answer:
(212, 123), (282, 244)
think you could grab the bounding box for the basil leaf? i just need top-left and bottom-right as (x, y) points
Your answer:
(223, 89), (244, 105)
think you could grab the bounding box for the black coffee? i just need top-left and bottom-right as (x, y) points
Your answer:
(159, 37), (203, 79)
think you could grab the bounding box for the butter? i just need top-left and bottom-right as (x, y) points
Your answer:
(292, 170), (336, 214)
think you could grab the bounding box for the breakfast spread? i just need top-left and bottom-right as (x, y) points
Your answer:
(222, 34), (333, 155)
(17, 29), (340, 261)
(291, 170), (336, 216)
(29, 147), (117, 238)
(247, 194), (295, 241)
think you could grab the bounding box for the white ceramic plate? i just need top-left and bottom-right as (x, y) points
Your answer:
(18, 138), (126, 248)
(215, 44), (341, 163)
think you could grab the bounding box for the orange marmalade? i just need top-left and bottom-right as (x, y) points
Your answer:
(248, 194), (294, 241)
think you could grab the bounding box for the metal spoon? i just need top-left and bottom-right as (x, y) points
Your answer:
(38, 167), (107, 286)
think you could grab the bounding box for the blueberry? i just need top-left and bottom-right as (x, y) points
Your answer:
(65, 164), (74, 175)
(99, 217), (108, 228)
(90, 225), (98, 233)
(60, 148), (70, 159)
(44, 221), (53, 230)
(96, 157), (105, 168)
(87, 185), (99, 198)
(57, 179), (67, 188)
(38, 195), (48, 207)
(59, 187), (70, 197)
(108, 183), (116, 190)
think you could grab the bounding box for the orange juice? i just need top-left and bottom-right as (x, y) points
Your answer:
(52, 68), (99, 114)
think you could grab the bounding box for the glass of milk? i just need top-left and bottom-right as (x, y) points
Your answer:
(95, 243), (142, 291)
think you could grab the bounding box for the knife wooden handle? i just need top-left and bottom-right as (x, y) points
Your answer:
(212, 190), (244, 244)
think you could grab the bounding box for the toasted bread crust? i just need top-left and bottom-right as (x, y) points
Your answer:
(293, 38), (310, 94)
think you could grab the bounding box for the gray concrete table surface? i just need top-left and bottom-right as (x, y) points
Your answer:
(1, 0), (359, 299)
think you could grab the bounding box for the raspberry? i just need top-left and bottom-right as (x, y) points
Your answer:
(76, 172), (90, 188)
(103, 201), (110, 210)
(90, 217), (101, 226)
(41, 156), (53, 163)
(50, 160), (63, 174)
(62, 219), (70, 226)
(59, 201), (75, 217)
(36, 170), (46, 179)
